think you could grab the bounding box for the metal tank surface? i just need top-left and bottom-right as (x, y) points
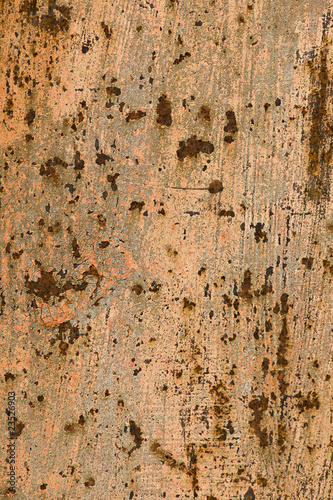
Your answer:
(0, 0), (332, 498)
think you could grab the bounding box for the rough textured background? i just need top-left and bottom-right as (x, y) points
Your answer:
(0, 0), (332, 498)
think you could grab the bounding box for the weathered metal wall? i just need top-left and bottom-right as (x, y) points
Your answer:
(0, 0), (332, 498)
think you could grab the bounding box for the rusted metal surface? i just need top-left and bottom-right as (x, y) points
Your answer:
(0, 1), (332, 498)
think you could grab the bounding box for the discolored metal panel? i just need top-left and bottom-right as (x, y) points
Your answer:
(0, 1), (332, 499)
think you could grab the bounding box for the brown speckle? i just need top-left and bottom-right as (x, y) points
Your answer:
(128, 420), (143, 455)
(208, 180), (223, 194)
(132, 284), (143, 295)
(296, 391), (320, 413)
(84, 478), (95, 487)
(306, 40), (331, 200)
(99, 241), (110, 249)
(25, 268), (88, 303)
(101, 21), (112, 39)
(198, 105), (211, 122)
(302, 257), (313, 269)
(129, 201), (145, 212)
(173, 51), (191, 65)
(74, 151), (85, 171)
(106, 86), (121, 96)
(244, 486), (256, 499)
(40, 157), (68, 185)
(156, 94), (172, 126)
(177, 135), (214, 160)
(248, 396), (268, 448)
(183, 297), (196, 310)
(107, 173), (120, 191)
(224, 110), (238, 133)
(218, 209), (235, 217)
(125, 110), (146, 122)
(277, 317), (289, 367)
(239, 270), (253, 299)
(13, 421), (25, 438)
(25, 109), (35, 126)
(72, 237), (80, 259)
(96, 152), (111, 166)
(59, 341), (69, 353)
(252, 223), (268, 243)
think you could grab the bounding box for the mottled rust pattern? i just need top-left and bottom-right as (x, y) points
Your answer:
(0, 0), (332, 499)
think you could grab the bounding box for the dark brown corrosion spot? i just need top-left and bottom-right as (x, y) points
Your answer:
(20, 0), (70, 33)
(129, 201), (145, 211)
(301, 257), (313, 269)
(4, 373), (15, 381)
(96, 152), (111, 165)
(252, 222), (267, 243)
(156, 94), (172, 126)
(277, 317), (289, 367)
(107, 173), (120, 191)
(173, 51), (191, 65)
(25, 269), (62, 302)
(21, 0), (71, 34)
(78, 415), (85, 426)
(128, 420), (143, 456)
(208, 180), (223, 193)
(177, 135), (214, 160)
(132, 284), (143, 295)
(244, 486), (256, 499)
(218, 209), (235, 217)
(296, 391), (320, 413)
(125, 110), (146, 122)
(13, 421), (25, 438)
(3, 98), (14, 118)
(99, 241), (110, 249)
(25, 267), (88, 303)
(84, 478), (95, 487)
(277, 422), (287, 450)
(24, 109), (35, 126)
(106, 86), (121, 96)
(64, 422), (76, 433)
(239, 270), (253, 299)
(59, 341), (69, 353)
(101, 21), (112, 39)
(72, 237), (80, 259)
(198, 105), (211, 122)
(248, 395), (269, 448)
(224, 110), (238, 133)
(280, 293), (289, 315)
(149, 282), (161, 292)
(40, 157), (68, 185)
(74, 151), (85, 171)
(306, 36), (332, 200)
(183, 297), (196, 310)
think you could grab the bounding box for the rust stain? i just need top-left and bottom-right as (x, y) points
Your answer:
(177, 136), (214, 160)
